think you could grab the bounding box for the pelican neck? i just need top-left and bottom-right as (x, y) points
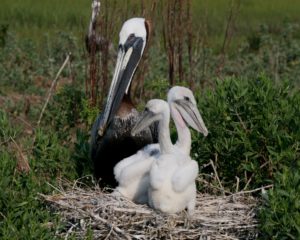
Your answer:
(158, 110), (173, 154)
(170, 107), (191, 155)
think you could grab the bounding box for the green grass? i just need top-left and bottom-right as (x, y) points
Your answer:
(0, 110), (63, 239)
(192, 0), (300, 50)
(0, 0), (89, 44)
(193, 0), (300, 30)
(2, 0), (300, 50)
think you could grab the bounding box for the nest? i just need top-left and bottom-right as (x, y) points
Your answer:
(42, 181), (259, 240)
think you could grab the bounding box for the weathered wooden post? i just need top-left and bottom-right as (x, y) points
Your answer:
(85, 0), (101, 107)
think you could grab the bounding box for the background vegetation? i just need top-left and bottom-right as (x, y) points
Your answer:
(0, 0), (299, 239)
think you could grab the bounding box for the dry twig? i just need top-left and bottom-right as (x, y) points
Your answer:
(37, 53), (70, 126)
(10, 137), (30, 174)
(210, 155), (224, 194)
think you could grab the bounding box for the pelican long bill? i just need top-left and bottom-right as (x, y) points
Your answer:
(131, 109), (159, 136)
(174, 99), (208, 136)
(97, 35), (145, 136)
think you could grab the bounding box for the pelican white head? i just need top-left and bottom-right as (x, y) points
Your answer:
(168, 86), (208, 136)
(119, 18), (148, 52)
(97, 18), (150, 136)
(131, 99), (169, 136)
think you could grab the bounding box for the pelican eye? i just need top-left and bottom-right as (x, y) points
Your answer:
(128, 33), (135, 40)
(184, 96), (190, 102)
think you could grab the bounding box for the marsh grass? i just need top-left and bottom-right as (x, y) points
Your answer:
(2, 0), (300, 49)
(0, 0), (89, 41)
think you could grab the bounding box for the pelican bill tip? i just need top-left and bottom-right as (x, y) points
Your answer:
(98, 127), (105, 136)
(131, 129), (138, 137)
(201, 129), (208, 137)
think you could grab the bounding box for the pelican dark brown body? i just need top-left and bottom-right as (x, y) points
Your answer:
(91, 103), (157, 187)
(90, 18), (157, 187)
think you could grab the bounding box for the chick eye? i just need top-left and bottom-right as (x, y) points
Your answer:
(184, 96), (190, 102)
(145, 107), (149, 112)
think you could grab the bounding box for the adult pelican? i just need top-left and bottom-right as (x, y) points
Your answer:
(91, 18), (157, 187)
(113, 86), (208, 204)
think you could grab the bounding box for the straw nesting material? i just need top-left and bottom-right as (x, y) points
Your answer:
(42, 183), (259, 240)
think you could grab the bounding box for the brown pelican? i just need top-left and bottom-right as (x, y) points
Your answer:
(90, 18), (156, 187)
(114, 87), (208, 206)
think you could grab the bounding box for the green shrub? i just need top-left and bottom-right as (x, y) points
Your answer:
(80, 98), (99, 127)
(0, 110), (77, 239)
(38, 85), (97, 179)
(72, 129), (93, 178)
(32, 128), (76, 180)
(193, 75), (300, 190)
(259, 163), (300, 239)
(192, 76), (300, 238)
(44, 85), (85, 133)
(0, 110), (61, 239)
